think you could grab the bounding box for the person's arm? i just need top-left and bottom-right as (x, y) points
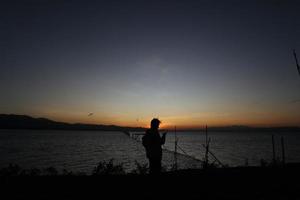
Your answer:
(161, 132), (167, 145)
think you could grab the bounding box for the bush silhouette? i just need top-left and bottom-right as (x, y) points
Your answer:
(131, 161), (148, 174)
(92, 159), (125, 175)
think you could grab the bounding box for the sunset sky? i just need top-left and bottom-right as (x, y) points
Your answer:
(1, 0), (300, 128)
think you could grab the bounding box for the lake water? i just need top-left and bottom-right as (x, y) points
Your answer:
(0, 129), (300, 173)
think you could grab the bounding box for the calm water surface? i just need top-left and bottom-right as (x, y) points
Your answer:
(164, 131), (300, 166)
(0, 130), (299, 173)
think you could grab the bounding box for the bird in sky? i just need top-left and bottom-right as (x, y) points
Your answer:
(88, 113), (93, 117)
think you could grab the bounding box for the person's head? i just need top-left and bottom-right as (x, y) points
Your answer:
(150, 118), (161, 130)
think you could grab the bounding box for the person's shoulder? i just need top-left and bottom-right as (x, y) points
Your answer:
(146, 129), (158, 136)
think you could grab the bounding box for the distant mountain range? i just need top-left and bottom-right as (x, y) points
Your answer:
(0, 114), (146, 131)
(0, 114), (299, 132)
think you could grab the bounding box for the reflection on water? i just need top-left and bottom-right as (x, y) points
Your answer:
(0, 130), (300, 172)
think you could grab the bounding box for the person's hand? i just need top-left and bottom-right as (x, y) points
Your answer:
(163, 132), (167, 136)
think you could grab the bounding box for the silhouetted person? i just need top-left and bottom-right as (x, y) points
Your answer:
(142, 118), (167, 174)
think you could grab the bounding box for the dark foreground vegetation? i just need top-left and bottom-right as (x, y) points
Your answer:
(1, 162), (300, 200)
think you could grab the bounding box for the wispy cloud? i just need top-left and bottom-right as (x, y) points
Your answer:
(290, 99), (300, 104)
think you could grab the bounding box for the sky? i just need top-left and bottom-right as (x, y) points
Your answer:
(1, 0), (300, 128)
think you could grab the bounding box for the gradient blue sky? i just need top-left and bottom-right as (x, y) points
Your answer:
(1, 0), (300, 128)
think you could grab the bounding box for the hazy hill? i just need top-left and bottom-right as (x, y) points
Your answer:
(0, 114), (299, 132)
(0, 114), (146, 131)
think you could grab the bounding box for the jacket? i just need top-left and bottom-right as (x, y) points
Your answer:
(142, 129), (165, 159)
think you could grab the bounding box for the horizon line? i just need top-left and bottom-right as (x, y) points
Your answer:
(1, 113), (299, 130)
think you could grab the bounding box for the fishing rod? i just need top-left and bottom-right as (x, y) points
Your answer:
(123, 129), (203, 163)
(293, 49), (300, 77)
(124, 127), (225, 166)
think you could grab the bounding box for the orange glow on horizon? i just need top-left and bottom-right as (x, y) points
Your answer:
(26, 110), (300, 130)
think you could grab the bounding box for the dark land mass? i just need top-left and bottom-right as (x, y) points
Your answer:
(1, 164), (300, 200)
(1, 114), (300, 132)
(0, 114), (145, 131)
